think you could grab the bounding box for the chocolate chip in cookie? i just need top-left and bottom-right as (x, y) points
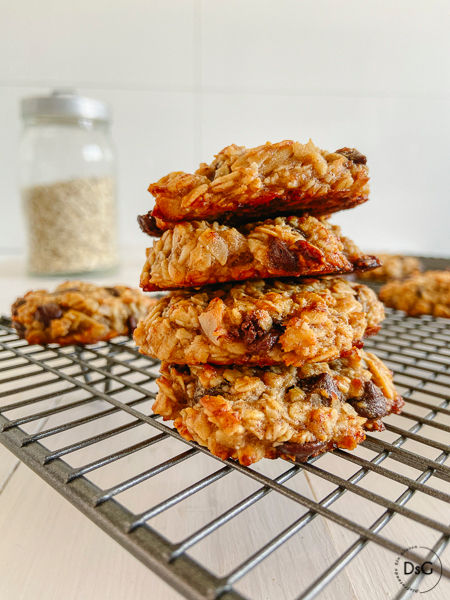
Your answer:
(268, 237), (299, 272)
(335, 147), (367, 165)
(231, 311), (284, 354)
(127, 315), (138, 333)
(277, 440), (329, 461)
(250, 323), (284, 354)
(300, 372), (343, 406)
(137, 212), (161, 237)
(34, 303), (63, 327)
(349, 380), (387, 419)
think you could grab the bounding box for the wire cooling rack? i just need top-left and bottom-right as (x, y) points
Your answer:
(0, 307), (449, 600)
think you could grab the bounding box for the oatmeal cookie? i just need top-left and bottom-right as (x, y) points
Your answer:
(358, 254), (421, 282)
(140, 140), (369, 234)
(134, 278), (384, 366)
(11, 281), (155, 345)
(154, 349), (403, 465)
(140, 216), (379, 291)
(379, 270), (450, 318)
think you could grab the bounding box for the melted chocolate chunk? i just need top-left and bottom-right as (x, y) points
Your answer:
(335, 147), (367, 165)
(34, 303), (63, 327)
(277, 440), (328, 461)
(250, 323), (284, 354)
(268, 237), (299, 272)
(105, 287), (121, 297)
(231, 312), (284, 354)
(138, 212), (161, 237)
(300, 373), (343, 406)
(349, 380), (387, 419)
(234, 312), (261, 346)
(127, 315), (138, 333)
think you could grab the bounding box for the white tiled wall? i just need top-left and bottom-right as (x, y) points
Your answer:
(1, 0), (449, 255)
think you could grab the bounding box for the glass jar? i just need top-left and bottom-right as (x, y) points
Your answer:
(19, 89), (118, 275)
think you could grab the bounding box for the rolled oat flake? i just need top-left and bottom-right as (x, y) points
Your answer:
(19, 89), (118, 275)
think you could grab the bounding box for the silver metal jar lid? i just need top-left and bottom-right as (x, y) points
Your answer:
(21, 89), (111, 123)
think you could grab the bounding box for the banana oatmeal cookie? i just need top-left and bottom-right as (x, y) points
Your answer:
(154, 349), (403, 465)
(134, 278), (384, 366)
(379, 270), (450, 318)
(140, 216), (379, 291)
(11, 281), (155, 346)
(140, 140), (369, 234)
(358, 254), (421, 282)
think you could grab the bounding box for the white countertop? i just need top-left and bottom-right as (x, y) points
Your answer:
(0, 253), (447, 600)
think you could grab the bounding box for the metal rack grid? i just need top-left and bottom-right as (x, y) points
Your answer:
(0, 308), (449, 600)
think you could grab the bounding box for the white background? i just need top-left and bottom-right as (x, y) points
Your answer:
(0, 0), (449, 256)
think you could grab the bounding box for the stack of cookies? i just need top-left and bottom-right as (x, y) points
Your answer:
(134, 140), (404, 466)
